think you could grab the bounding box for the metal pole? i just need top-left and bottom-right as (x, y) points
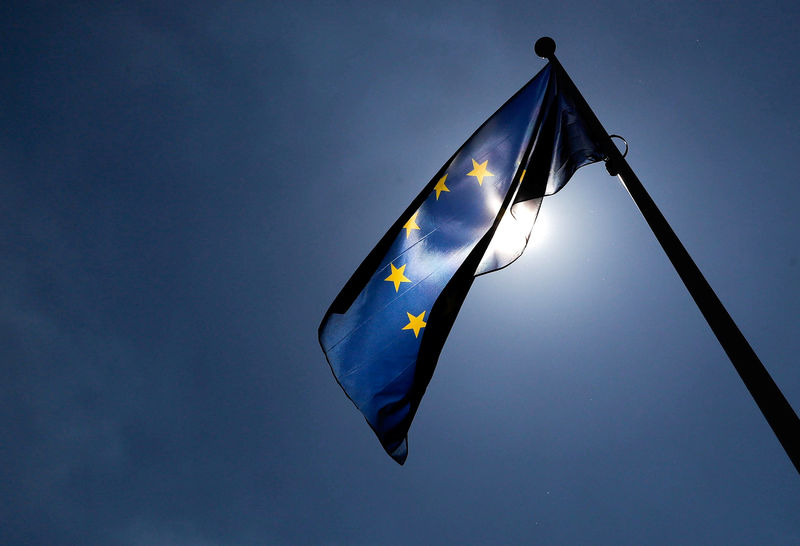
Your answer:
(535, 37), (800, 474)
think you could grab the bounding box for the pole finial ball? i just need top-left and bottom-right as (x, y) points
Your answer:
(534, 37), (556, 59)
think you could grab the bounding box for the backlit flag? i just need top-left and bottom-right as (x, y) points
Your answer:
(319, 62), (605, 464)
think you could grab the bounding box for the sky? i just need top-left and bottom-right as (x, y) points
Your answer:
(2, 1), (799, 544)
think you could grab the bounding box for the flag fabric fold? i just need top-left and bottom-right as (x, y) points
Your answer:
(319, 62), (605, 464)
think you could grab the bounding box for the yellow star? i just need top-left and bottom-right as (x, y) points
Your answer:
(467, 158), (494, 185)
(433, 174), (450, 200)
(402, 310), (427, 337)
(384, 263), (411, 292)
(402, 211), (420, 238)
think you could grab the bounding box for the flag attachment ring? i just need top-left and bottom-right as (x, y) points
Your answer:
(608, 134), (628, 158)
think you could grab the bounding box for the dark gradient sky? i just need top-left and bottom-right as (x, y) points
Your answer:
(2, 1), (799, 544)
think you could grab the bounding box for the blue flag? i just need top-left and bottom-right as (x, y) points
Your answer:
(319, 62), (605, 464)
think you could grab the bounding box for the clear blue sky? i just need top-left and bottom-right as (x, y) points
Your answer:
(2, 1), (799, 544)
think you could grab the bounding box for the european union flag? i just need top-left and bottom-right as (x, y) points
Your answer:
(319, 62), (605, 464)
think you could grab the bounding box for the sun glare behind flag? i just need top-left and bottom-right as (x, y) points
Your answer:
(319, 62), (604, 464)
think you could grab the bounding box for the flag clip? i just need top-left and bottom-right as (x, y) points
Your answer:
(604, 134), (628, 176)
(609, 134), (628, 157)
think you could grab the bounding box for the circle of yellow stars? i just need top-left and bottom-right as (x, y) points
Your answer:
(388, 156), (495, 338)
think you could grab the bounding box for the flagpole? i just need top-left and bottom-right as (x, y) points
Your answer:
(535, 37), (800, 474)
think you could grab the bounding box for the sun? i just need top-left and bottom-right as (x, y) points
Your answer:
(529, 209), (550, 249)
(480, 198), (547, 270)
